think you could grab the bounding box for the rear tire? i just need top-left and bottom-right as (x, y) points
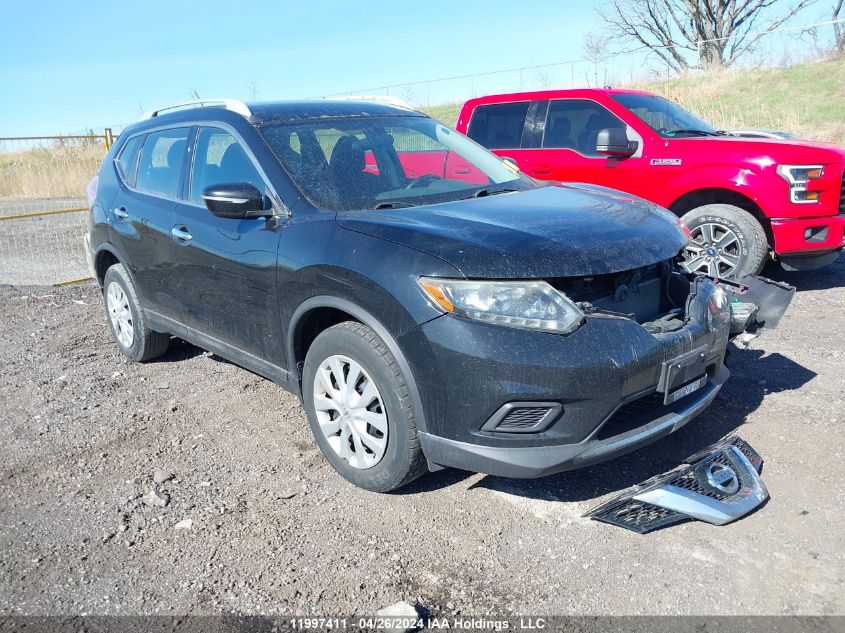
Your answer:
(302, 321), (427, 492)
(680, 204), (768, 279)
(103, 264), (170, 362)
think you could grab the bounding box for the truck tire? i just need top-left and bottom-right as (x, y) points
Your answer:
(103, 264), (171, 362)
(302, 321), (427, 492)
(680, 204), (768, 279)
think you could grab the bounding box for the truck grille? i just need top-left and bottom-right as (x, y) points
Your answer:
(840, 173), (845, 215)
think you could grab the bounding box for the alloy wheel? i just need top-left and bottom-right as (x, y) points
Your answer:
(312, 354), (388, 469)
(683, 222), (742, 277)
(106, 281), (134, 348)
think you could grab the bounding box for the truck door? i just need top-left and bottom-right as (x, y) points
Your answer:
(463, 100), (537, 178)
(530, 98), (644, 193)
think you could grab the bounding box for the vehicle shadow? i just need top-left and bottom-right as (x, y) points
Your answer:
(402, 346), (815, 501)
(762, 254), (844, 292)
(153, 337), (207, 363)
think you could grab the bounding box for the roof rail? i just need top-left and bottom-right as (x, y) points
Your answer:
(323, 95), (415, 111)
(140, 98), (252, 120)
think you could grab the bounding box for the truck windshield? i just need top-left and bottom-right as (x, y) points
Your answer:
(611, 94), (719, 138)
(259, 116), (536, 211)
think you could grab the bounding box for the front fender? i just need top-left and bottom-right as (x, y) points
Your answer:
(659, 166), (768, 211)
(286, 294), (437, 433)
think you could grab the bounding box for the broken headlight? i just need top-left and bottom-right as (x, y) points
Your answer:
(418, 278), (585, 334)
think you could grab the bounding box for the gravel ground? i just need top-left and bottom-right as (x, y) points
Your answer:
(1, 259), (844, 617)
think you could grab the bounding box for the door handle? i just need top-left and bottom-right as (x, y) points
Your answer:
(113, 206), (129, 220)
(171, 226), (192, 242)
(454, 167), (471, 175)
(528, 165), (550, 175)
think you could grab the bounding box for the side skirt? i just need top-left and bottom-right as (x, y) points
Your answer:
(144, 309), (298, 395)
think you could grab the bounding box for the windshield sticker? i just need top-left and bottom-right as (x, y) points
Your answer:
(650, 158), (682, 166)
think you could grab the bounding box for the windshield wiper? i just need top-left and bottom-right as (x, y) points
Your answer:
(668, 129), (720, 137)
(470, 187), (519, 198)
(372, 201), (415, 210)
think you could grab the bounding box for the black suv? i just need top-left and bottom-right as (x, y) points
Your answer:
(86, 98), (789, 492)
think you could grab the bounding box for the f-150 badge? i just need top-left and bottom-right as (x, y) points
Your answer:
(650, 158), (682, 166)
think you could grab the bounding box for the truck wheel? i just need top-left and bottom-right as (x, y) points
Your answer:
(680, 204), (768, 279)
(103, 264), (170, 362)
(302, 321), (427, 492)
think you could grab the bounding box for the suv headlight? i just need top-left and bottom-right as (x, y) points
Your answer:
(776, 164), (823, 203)
(418, 277), (584, 334)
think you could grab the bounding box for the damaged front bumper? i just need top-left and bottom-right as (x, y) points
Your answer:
(585, 437), (768, 533)
(410, 270), (793, 480)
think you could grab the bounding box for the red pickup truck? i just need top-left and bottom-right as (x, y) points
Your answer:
(454, 89), (845, 278)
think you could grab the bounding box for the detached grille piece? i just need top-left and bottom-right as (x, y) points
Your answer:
(481, 402), (563, 433)
(585, 437), (768, 533)
(586, 499), (684, 534)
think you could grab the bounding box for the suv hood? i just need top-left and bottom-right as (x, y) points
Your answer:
(336, 184), (687, 278)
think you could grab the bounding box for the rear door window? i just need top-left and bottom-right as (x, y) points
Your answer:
(189, 128), (264, 204)
(135, 128), (190, 198)
(116, 135), (144, 186)
(466, 102), (530, 149)
(543, 99), (625, 156)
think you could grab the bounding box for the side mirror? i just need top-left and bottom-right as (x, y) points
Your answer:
(202, 182), (267, 219)
(596, 128), (638, 158)
(500, 156), (519, 170)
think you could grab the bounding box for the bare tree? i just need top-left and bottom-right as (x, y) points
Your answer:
(834, 0), (844, 52)
(598, 0), (816, 72)
(583, 33), (610, 85)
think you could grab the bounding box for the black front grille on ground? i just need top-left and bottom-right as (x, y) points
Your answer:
(497, 407), (553, 430)
(587, 499), (685, 534)
(586, 437), (766, 533)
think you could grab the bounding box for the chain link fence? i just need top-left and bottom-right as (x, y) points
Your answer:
(0, 132), (113, 285)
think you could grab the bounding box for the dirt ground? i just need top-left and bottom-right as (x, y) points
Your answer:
(1, 258), (844, 618)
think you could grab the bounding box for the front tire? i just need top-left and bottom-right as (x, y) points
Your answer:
(302, 321), (426, 492)
(103, 264), (170, 362)
(680, 204), (768, 279)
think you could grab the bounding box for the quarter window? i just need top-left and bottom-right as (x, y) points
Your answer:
(543, 100), (625, 156)
(190, 128), (264, 204)
(116, 135), (144, 186)
(135, 128), (190, 198)
(466, 102), (530, 150)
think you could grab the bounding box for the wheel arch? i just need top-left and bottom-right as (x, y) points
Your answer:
(94, 243), (128, 287)
(668, 188), (774, 247)
(287, 296), (429, 433)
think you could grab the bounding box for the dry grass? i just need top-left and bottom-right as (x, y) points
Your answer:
(0, 142), (105, 200)
(632, 57), (845, 145)
(420, 57), (845, 145)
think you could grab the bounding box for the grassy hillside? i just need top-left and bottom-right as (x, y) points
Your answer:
(419, 57), (845, 145)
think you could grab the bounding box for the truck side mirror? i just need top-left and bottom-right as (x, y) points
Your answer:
(596, 128), (638, 158)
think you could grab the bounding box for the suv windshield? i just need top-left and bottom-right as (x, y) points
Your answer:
(611, 94), (718, 138)
(259, 116), (536, 211)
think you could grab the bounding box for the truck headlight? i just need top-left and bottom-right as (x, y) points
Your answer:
(777, 164), (824, 203)
(418, 277), (585, 334)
